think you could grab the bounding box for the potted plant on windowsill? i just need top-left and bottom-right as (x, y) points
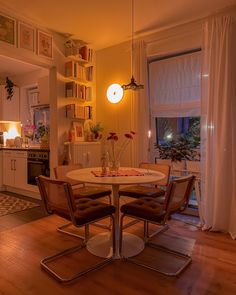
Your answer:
(35, 123), (50, 149)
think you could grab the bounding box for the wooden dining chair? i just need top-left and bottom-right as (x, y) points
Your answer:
(54, 164), (112, 236)
(119, 162), (171, 200)
(36, 176), (116, 284)
(119, 175), (195, 276)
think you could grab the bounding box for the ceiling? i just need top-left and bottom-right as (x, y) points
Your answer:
(0, 0), (236, 49)
(0, 55), (43, 77)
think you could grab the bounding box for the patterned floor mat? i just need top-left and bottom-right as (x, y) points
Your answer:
(0, 193), (40, 217)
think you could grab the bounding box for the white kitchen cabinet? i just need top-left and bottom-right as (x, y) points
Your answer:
(0, 85), (20, 121)
(3, 150), (27, 189)
(70, 142), (101, 168)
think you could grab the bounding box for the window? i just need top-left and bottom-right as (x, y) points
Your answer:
(156, 116), (200, 147)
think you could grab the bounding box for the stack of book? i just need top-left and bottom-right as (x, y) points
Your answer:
(66, 104), (93, 120)
(65, 82), (92, 100)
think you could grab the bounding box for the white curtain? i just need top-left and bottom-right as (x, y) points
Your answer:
(201, 15), (236, 239)
(131, 40), (149, 167)
(149, 52), (201, 117)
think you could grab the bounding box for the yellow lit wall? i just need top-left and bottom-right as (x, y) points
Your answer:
(96, 41), (133, 166)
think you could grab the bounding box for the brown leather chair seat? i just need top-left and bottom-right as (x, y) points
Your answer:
(73, 186), (112, 200)
(119, 185), (165, 198)
(121, 197), (166, 223)
(119, 162), (170, 200)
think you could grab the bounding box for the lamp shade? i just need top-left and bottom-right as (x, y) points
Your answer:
(106, 83), (124, 104)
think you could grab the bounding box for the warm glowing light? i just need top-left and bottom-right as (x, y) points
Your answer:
(166, 133), (173, 140)
(106, 84), (124, 104)
(148, 130), (151, 138)
(5, 127), (20, 139)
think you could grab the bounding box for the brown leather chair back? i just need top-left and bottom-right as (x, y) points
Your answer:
(36, 175), (76, 221)
(54, 164), (84, 186)
(163, 175), (195, 219)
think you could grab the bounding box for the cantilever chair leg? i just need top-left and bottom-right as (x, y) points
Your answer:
(57, 222), (85, 240)
(41, 215), (116, 284)
(120, 214), (192, 276)
(146, 222), (169, 239)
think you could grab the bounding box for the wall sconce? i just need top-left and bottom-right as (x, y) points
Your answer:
(106, 83), (124, 104)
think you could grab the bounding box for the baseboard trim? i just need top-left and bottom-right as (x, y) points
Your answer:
(4, 186), (41, 200)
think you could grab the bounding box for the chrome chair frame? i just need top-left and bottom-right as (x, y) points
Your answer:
(37, 176), (116, 284)
(119, 175), (195, 277)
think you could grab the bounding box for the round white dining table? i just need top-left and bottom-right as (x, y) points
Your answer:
(67, 167), (165, 259)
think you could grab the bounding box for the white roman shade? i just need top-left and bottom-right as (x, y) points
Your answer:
(149, 51), (201, 117)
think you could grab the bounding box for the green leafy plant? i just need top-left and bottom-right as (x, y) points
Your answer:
(90, 122), (104, 139)
(155, 119), (200, 162)
(5, 77), (15, 100)
(35, 123), (49, 141)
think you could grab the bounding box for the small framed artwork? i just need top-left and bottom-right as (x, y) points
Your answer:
(73, 121), (84, 141)
(0, 14), (16, 46)
(18, 22), (35, 52)
(37, 30), (53, 58)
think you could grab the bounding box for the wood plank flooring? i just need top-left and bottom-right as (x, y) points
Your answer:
(0, 213), (235, 295)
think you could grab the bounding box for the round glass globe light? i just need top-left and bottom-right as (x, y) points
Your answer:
(106, 83), (124, 104)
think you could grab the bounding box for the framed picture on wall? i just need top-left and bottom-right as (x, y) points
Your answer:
(37, 30), (53, 58)
(18, 22), (35, 52)
(0, 14), (16, 46)
(73, 121), (84, 141)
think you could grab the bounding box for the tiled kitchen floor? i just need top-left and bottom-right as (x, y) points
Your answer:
(0, 191), (48, 232)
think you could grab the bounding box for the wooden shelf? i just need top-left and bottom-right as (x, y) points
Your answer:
(66, 55), (94, 67)
(63, 76), (92, 87)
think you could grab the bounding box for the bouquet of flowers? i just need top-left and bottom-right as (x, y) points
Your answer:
(106, 131), (135, 172)
(23, 123), (35, 140)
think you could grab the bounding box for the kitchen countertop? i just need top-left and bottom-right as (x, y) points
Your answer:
(0, 146), (50, 151)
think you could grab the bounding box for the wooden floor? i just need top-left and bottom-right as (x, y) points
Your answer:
(0, 213), (235, 295)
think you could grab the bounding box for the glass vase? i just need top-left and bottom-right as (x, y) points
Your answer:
(108, 160), (120, 175)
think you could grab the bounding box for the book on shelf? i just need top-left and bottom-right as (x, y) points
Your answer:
(65, 61), (77, 78)
(85, 87), (92, 101)
(66, 104), (87, 120)
(65, 82), (92, 100)
(84, 106), (93, 120)
(86, 66), (93, 81)
(79, 46), (88, 61)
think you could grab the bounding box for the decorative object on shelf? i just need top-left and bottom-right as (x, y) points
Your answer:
(106, 131), (135, 174)
(18, 22), (35, 52)
(5, 77), (15, 100)
(0, 14), (16, 46)
(121, 0), (144, 91)
(107, 83), (124, 104)
(37, 30), (53, 59)
(84, 120), (103, 141)
(73, 121), (84, 141)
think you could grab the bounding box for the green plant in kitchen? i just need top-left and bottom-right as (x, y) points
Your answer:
(5, 77), (15, 100)
(35, 122), (50, 143)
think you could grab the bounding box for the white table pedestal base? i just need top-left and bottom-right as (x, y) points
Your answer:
(86, 232), (144, 259)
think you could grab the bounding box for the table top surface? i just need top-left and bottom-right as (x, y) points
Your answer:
(67, 167), (165, 186)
